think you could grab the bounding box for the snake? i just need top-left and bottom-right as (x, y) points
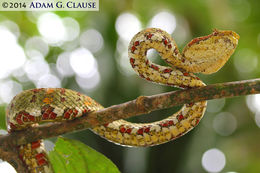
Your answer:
(6, 28), (239, 173)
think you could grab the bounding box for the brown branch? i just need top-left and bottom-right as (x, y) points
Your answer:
(0, 146), (29, 173)
(0, 78), (260, 171)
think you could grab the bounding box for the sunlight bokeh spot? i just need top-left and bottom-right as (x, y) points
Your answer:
(56, 52), (74, 77)
(115, 13), (141, 41)
(0, 27), (26, 79)
(70, 48), (98, 78)
(116, 37), (128, 53)
(80, 29), (104, 53)
(12, 68), (29, 83)
(246, 94), (260, 113)
(24, 56), (50, 81)
(117, 51), (135, 76)
(0, 80), (22, 103)
(255, 112), (260, 128)
(62, 17), (80, 42)
(0, 160), (16, 173)
(76, 71), (100, 90)
(37, 12), (65, 45)
(116, 38), (135, 76)
(0, 20), (20, 38)
(36, 74), (61, 88)
(213, 112), (237, 136)
(25, 36), (49, 56)
(171, 16), (190, 45)
(148, 11), (176, 34)
(207, 99), (226, 113)
(202, 148), (226, 173)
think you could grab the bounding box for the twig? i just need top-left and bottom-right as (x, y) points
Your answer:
(0, 78), (259, 171)
(0, 146), (29, 173)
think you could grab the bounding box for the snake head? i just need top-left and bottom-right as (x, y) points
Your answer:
(182, 29), (239, 74)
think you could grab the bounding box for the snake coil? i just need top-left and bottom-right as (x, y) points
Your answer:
(6, 28), (239, 172)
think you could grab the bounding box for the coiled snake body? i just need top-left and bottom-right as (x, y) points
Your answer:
(6, 28), (239, 172)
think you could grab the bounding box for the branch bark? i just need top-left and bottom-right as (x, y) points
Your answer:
(0, 78), (260, 171)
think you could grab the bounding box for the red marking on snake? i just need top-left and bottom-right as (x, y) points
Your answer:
(37, 158), (47, 166)
(188, 103), (194, 107)
(144, 127), (150, 133)
(146, 33), (153, 39)
(9, 122), (17, 129)
(178, 114), (184, 121)
(151, 64), (159, 71)
(188, 34), (213, 47)
(163, 39), (168, 45)
(163, 69), (172, 73)
(120, 126), (126, 133)
(161, 122), (169, 127)
(49, 112), (57, 119)
(16, 114), (23, 125)
(73, 109), (78, 117)
(63, 109), (74, 119)
(126, 128), (132, 134)
(137, 128), (144, 135)
(35, 153), (45, 160)
(183, 72), (189, 76)
(168, 120), (174, 126)
(130, 58), (135, 64)
(130, 58), (136, 67)
(131, 46), (136, 53)
(146, 77), (151, 81)
(31, 141), (41, 149)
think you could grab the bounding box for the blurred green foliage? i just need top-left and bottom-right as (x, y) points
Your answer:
(0, 0), (260, 173)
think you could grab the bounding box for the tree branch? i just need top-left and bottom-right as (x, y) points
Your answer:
(0, 78), (259, 169)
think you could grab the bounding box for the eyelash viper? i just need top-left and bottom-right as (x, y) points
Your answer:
(6, 28), (239, 173)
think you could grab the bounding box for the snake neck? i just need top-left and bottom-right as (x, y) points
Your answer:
(128, 28), (204, 88)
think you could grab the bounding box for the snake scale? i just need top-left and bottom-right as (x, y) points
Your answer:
(6, 28), (239, 172)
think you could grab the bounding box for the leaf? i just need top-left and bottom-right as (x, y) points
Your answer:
(49, 137), (120, 173)
(0, 106), (6, 130)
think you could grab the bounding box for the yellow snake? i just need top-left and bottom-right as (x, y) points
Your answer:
(6, 28), (239, 172)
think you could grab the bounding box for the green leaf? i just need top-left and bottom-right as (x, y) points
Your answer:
(49, 137), (120, 173)
(0, 106), (6, 130)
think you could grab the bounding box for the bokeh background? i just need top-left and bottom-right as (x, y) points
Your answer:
(0, 0), (260, 172)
